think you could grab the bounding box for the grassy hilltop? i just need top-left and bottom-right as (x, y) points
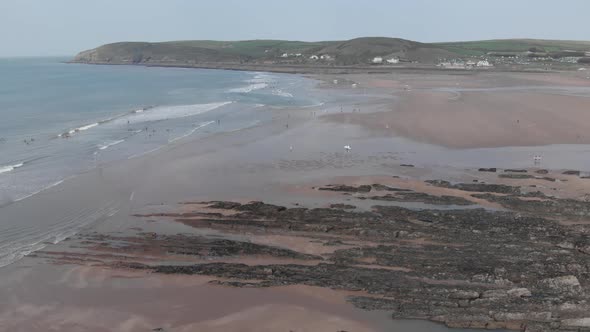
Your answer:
(72, 37), (590, 66)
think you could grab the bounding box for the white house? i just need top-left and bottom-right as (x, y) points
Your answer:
(281, 53), (289, 58)
(440, 62), (466, 69)
(372, 57), (383, 64)
(310, 55), (319, 60)
(320, 54), (333, 60)
(386, 58), (399, 64)
(476, 60), (493, 67)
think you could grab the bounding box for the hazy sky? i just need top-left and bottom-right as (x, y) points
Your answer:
(1, 0), (589, 56)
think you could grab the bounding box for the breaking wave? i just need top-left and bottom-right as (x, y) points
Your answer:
(117, 102), (232, 124)
(272, 89), (293, 98)
(169, 121), (215, 143)
(228, 83), (268, 93)
(0, 162), (24, 175)
(58, 122), (99, 137)
(98, 139), (125, 151)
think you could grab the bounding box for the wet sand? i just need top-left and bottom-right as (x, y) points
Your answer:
(0, 263), (375, 332)
(1, 68), (590, 331)
(327, 71), (590, 148)
(0, 261), (488, 332)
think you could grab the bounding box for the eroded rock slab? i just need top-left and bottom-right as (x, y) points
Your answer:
(61, 177), (590, 332)
(367, 192), (474, 205)
(425, 180), (521, 194)
(319, 184), (372, 193)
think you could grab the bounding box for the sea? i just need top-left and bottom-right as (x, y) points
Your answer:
(0, 57), (322, 208)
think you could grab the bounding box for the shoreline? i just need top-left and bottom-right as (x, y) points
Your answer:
(67, 60), (558, 75)
(2, 64), (590, 331)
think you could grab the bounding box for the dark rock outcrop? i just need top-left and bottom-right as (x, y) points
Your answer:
(371, 184), (412, 192)
(319, 184), (372, 193)
(425, 180), (521, 194)
(367, 192), (473, 205)
(504, 169), (528, 173)
(85, 176), (590, 331)
(329, 203), (357, 209)
(563, 170), (581, 176)
(478, 168), (497, 172)
(498, 173), (534, 179)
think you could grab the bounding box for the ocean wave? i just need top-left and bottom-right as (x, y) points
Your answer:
(169, 121), (215, 143)
(127, 146), (163, 160)
(119, 102), (232, 124)
(98, 139), (125, 151)
(301, 102), (325, 108)
(130, 106), (155, 114)
(228, 83), (268, 93)
(13, 179), (65, 203)
(272, 89), (294, 98)
(54, 106), (154, 138)
(247, 73), (274, 84)
(77, 123), (99, 131)
(58, 122), (99, 137)
(0, 162), (24, 175)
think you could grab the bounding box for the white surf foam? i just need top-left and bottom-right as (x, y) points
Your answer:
(247, 73), (274, 84)
(98, 139), (125, 150)
(0, 162), (24, 175)
(272, 89), (294, 98)
(229, 83), (268, 93)
(13, 179), (65, 203)
(128, 146), (163, 160)
(76, 123), (99, 131)
(58, 122), (99, 137)
(120, 102), (232, 124)
(169, 121), (215, 143)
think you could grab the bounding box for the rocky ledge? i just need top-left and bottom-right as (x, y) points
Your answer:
(128, 187), (590, 331)
(47, 178), (590, 331)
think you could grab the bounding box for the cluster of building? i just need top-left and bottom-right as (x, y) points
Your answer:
(285, 53), (401, 64)
(371, 57), (400, 64)
(438, 59), (494, 69)
(308, 54), (333, 61)
(280, 53), (303, 58)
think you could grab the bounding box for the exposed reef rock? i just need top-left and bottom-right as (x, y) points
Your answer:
(50, 177), (590, 332)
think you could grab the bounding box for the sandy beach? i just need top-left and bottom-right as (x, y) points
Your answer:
(2, 67), (590, 331)
(327, 71), (590, 148)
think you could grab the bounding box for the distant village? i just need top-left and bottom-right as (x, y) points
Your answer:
(436, 59), (493, 69)
(276, 51), (493, 69)
(277, 51), (401, 65)
(273, 48), (590, 70)
(274, 49), (491, 69)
